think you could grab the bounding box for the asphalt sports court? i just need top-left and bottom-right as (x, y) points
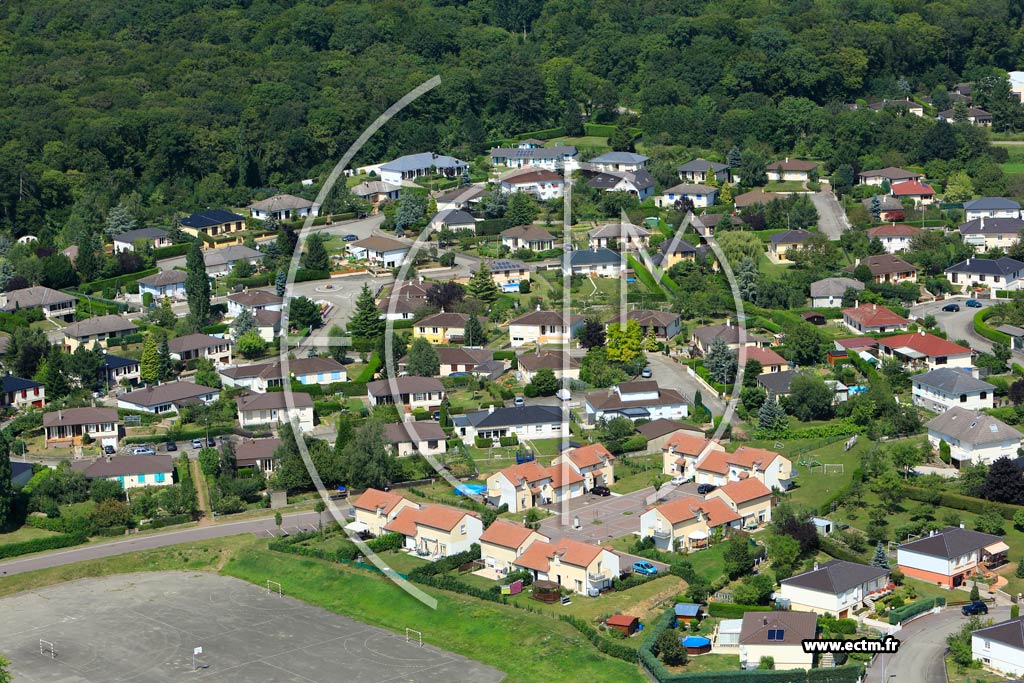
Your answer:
(0, 571), (504, 682)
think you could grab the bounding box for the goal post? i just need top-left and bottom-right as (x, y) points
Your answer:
(266, 579), (282, 597)
(405, 628), (423, 646)
(823, 463), (845, 475)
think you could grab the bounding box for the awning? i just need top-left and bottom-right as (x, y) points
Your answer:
(985, 541), (1010, 554)
(892, 346), (926, 359)
(344, 520), (369, 533)
(857, 351), (879, 364)
(688, 530), (709, 540)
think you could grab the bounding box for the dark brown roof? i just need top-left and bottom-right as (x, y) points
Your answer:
(844, 254), (917, 276)
(385, 421), (447, 444)
(168, 333), (229, 354)
(137, 270), (187, 287)
(120, 381), (218, 407)
(740, 611), (817, 645)
(517, 350), (579, 372)
(618, 309), (680, 328)
(416, 312), (469, 328)
(228, 290), (283, 308)
(234, 438), (282, 465)
(781, 560), (889, 595)
(366, 377), (444, 396)
(898, 527), (1002, 559)
(636, 418), (702, 439)
(501, 225), (556, 242)
(64, 315), (138, 339)
(767, 158), (818, 171)
(586, 384), (687, 411)
(236, 392), (314, 411)
(510, 310), (583, 327)
(43, 407), (118, 427)
(71, 455), (175, 479)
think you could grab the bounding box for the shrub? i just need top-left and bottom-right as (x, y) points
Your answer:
(366, 532), (403, 552)
(889, 597), (945, 624)
(498, 435), (519, 447)
(0, 533), (87, 559)
(560, 615), (638, 663)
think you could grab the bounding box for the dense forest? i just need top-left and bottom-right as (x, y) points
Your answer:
(3, 0), (1024, 245)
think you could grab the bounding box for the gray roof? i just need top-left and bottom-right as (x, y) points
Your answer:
(113, 227), (169, 243)
(366, 377), (444, 397)
(899, 526), (1003, 559)
(235, 438), (282, 465)
(587, 169), (655, 191)
(204, 245), (264, 268)
(858, 167), (920, 180)
(972, 617), (1024, 650)
(662, 183), (716, 196)
(461, 405), (562, 429)
(167, 333), (229, 354)
(781, 560), (889, 595)
(64, 314), (138, 339)
(677, 158), (729, 173)
(236, 391), (313, 411)
(71, 455), (175, 479)
(862, 195), (904, 211)
(385, 421), (447, 444)
(946, 257), (1024, 277)
(43, 407), (118, 427)
(925, 406), (1023, 447)
(758, 370), (797, 395)
(431, 209), (476, 226)
(997, 324), (1024, 337)
(693, 323), (770, 347)
(248, 194), (316, 211)
(810, 277), (864, 298)
(120, 381), (218, 408)
(959, 217), (1024, 235)
(2, 286), (76, 311)
(501, 225), (556, 242)
(739, 611), (817, 645)
(351, 180), (401, 196)
(912, 368), (992, 395)
(589, 151), (649, 164)
(589, 223), (650, 239)
(569, 248), (621, 267)
(963, 197), (1021, 211)
(770, 229), (812, 245)
(380, 152), (467, 173)
(490, 145), (577, 160)
(137, 270), (187, 287)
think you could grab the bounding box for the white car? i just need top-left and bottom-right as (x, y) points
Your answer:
(192, 439), (204, 449)
(670, 475), (689, 486)
(132, 446), (156, 456)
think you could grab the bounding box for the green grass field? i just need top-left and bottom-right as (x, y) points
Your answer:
(999, 145), (1024, 177)
(0, 526), (58, 544)
(547, 135), (610, 150)
(763, 181), (808, 192)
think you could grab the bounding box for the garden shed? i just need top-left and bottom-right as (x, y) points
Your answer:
(606, 614), (640, 636)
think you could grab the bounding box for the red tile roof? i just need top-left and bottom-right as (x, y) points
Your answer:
(546, 463), (584, 489)
(513, 538), (605, 571)
(566, 443), (614, 469)
(496, 461), (551, 486)
(890, 180), (934, 197)
(665, 433), (720, 457)
(867, 223), (923, 239)
(384, 504), (474, 536)
(876, 331), (972, 359)
(743, 347), (787, 367)
(479, 520), (546, 550)
(353, 488), (410, 515)
(716, 478), (772, 504)
(842, 304), (909, 328)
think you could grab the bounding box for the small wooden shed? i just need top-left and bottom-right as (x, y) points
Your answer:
(606, 614), (640, 636)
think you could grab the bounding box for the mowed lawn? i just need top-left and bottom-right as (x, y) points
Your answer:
(1000, 145), (1024, 174)
(0, 525), (59, 544)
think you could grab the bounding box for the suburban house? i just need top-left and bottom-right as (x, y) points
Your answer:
(233, 438), (281, 474)
(691, 322), (771, 354)
(508, 310), (583, 348)
(551, 443), (616, 490)
(738, 611), (818, 671)
(227, 289), (283, 318)
(247, 194), (320, 222)
(661, 432), (725, 480)
(757, 370), (797, 397)
(454, 405), (562, 446)
(734, 188), (784, 208)
(779, 560), (892, 618)
(692, 213), (742, 236)
(70, 455), (175, 490)
(639, 496), (740, 552)
(102, 354), (141, 388)
(588, 223), (650, 251)
(413, 311), (469, 345)
(857, 167), (922, 186)
(117, 381), (219, 414)
(489, 142), (578, 171)
(614, 309), (682, 341)
(137, 270), (187, 301)
(841, 303), (910, 334)
(972, 617), (1024, 677)
(868, 98), (925, 115)
(366, 377), (446, 410)
(517, 349), (580, 384)
(428, 208), (477, 233)
(384, 419), (447, 458)
(203, 245), (264, 276)
(488, 259), (530, 289)
(766, 158), (817, 182)
(352, 488), (420, 537)
(958, 217), (1024, 252)
(377, 152), (468, 185)
(945, 257), (1024, 292)
(707, 478), (774, 528)
(876, 332), (974, 370)
(655, 183), (717, 209)
(641, 419), (704, 456)
(167, 333), (232, 365)
(649, 237), (697, 269)
(926, 406), (1024, 467)
(43, 407), (119, 449)
(937, 107), (993, 126)
(963, 197), (1021, 222)
(843, 254), (918, 284)
(63, 315), (139, 352)
(178, 209), (246, 242)
(501, 225), (556, 252)
(897, 526), (1007, 588)
(768, 229), (812, 262)
(112, 227), (172, 253)
(912, 368), (994, 413)
(744, 347), (789, 374)
(587, 151), (648, 173)
(584, 380), (688, 425)
(862, 194), (906, 221)
(695, 445), (793, 491)
(219, 357), (347, 392)
(1, 286), (76, 321)
(498, 168), (565, 200)
(351, 180), (401, 211)
(347, 235), (410, 267)
(867, 223), (922, 253)
(564, 248), (622, 277)
(254, 309), (282, 342)
(511, 537), (620, 596)
(677, 158), (730, 183)
(479, 520), (551, 574)
(586, 169), (655, 200)
(385, 504), (484, 560)
(235, 391), (315, 431)
(890, 179), (936, 205)
(402, 346), (494, 378)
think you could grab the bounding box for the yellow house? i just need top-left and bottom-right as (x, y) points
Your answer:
(352, 488), (420, 537)
(485, 461), (584, 513)
(63, 315), (139, 352)
(707, 478), (774, 529)
(738, 611), (818, 671)
(413, 311), (470, 345)
(552, 443), (615, 490)
(639, 496), (740, 552)
(479, 520), (550, 573)
(512, 537), (621, 596)
(178, 209), (248, 247)
(384, 504), (484, 559)
(662, 432), (725, 478)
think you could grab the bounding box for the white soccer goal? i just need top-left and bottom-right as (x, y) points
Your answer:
(266, 580), (282, 597)
(823, 463), (845, 475)
(39, 639), (56, 659)
(405, 628), (423, 647)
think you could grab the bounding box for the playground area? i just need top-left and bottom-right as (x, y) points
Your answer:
(0, 571), (503, 683)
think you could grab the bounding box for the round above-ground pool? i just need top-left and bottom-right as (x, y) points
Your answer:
(681, 636), (711, 655)
(455, 484), (487, 496)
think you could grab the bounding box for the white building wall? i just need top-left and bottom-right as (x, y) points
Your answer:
(972, 636), (1024, 676)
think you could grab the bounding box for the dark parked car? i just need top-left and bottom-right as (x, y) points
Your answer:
(103, 445), (116, 455)
(343, 234), (359, 242)
(697, 483), (716, 495)
(590, 485), (611, 496)
(966, 299), (983, 308)
(206, 437), (216, 447)
(941, 303), (960, 312)
(165, 441), (177, 452)
(961, 601), (988, 616)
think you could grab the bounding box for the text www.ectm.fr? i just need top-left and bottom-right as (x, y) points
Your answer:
(802, 636), (900, 654)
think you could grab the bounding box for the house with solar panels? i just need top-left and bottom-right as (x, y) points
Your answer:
(178, 209), (247, 244)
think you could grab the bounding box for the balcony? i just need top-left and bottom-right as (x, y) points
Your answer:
(588, 571), (608, 582)
(652, 529), (672, 539)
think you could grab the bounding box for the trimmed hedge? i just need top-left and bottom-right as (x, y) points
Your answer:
(0, 532), (87, 559)
(296, 268), (330, 282)
(903, 486), (1024, 521)
(75, 268), (159, 295)
(270, 529), (361, 562)
(354, 353), (381, 382)
(613, 571), (659, 592)
(706, 602), (773, 618)
(366, 532), (404, 552)
(25, 514), (93, 535)
(626, 255), (668, 301)
(889, 596), (945, 624)
(560, 615), (638, 663)
(153, 243), (192, 259)
(975, 307), (1011, 345)
(140, 514), (193, 530)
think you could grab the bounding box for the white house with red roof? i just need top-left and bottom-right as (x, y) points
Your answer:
(639, 496), (741, 551)
(484, 460), (585, 513)
(890, 179), (935, 205)
(867, 223), (922, 253)
(479, 520), (550, 574)
(512, 537), (620, 596)
(351, 488), (421, 536)
(498, 168), (565, 200)
(694, 446), (794, 491)
(743, 347), (789, 374)
(551, 443), (615, 490)
(876, 331), (974, 370)
(661, 432), (725, 479)
(707, 478), (774, 528)
(384, 504), (483, 560)
(842, 303), (910, 334)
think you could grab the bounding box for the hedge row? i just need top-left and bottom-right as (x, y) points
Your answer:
(152, 243), (192, 259)
(626, 255), (668, 301)
(224, 272), (274, 289)
(559, 615), (638, 663)
(75, 268), (159, 295)
(25, 514), (93, 535)
(974, 308), (1011, 345)
(121, 424), (236, 444)
(354, 353), (381, 382)
(0, 532), (87, 559)
(296, 268), (330, 282)
(270, 529), (362, 562)
(903, 486), (1024, 521)
(139, 514), (193, 530)
(818, 536), (869, 564)
(889, 596), (945, 624)
(613, 571), (659, 592)
(706, 602), (773, 618)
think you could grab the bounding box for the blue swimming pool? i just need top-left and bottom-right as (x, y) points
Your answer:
(455, 484), (487, 496)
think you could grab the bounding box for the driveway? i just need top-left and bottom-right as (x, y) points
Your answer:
(865, 605), (1010, 683)
(811, 190), (850, 241)
(909, 297), (998, 354)
(538, 484), (700, 542)
(645, 353), (736, 426)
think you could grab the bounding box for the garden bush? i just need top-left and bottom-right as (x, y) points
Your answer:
(888, 597), (945, 624)
(706, 602), (773, 618)
(903, 486), (1024, 521)
(0, 532), (87, 559)
(559, 615), (638, 663)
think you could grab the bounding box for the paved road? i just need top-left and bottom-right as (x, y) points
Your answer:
(0, 509), (323, 578)
(909, 296), (999, 353)
(865, 605), (1010, 683)
(645, 353), (736, 426)
(811, 190), (850, 241)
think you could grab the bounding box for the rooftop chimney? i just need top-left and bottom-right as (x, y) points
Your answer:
(813, 561), (819, 571)
(960, 522), (965, 529)
(488, 404), (495, 414)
